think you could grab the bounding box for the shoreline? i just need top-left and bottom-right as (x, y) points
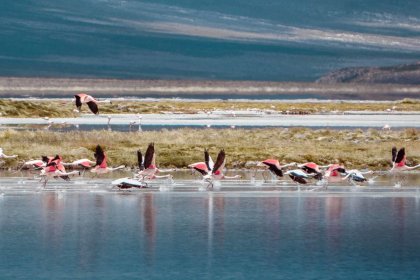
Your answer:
(1, 77), (420, 100)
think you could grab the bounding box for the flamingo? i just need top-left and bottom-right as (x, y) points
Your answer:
(0, 148), (18, 166)
(391, 147), (420, 172)
(107, 115), (112, 131)
(188, 149), (241, 189)
(136, 143), (173, 181)
(91, 145), (125, 174)
(18, 155), (52, 171)
(74, 93), (111, 114)
(297, 162), (323, 180)
(113, 143), (173, 189)
(284, 169), (311, 191)
(39, 155), (80, 187)
(343, 169), (371, 186)
(0, 148), (18, 159)
(323, 164), (347, 178)
(62, 159), (96, 169)
(258, 159), (296, 180)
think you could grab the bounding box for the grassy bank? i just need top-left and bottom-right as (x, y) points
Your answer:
(0, 99), (419, 117)
(0, 128), (418, 170)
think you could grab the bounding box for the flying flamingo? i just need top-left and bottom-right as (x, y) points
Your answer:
(18, 155), (53, 171)
(284, 169), (312, 191)
(136, 143), (173, 181)
(113, 143), (173, 189)
(0, 148), (17, 159)
(391, 147), (420, 172)
(343, 169), (372, 186)
(74, 93), (111, 114)
(297, 162), (323, 180)
(39, 155), (80, 187)
(316, 164), (348, 188)
(258, 159), (296, 180)
(91, 145), (125, 174)
(323, 164), (347, 178)
(62, 159), (96, 175)
(0, 148), (18, 166)
(188, 149), (241, 189)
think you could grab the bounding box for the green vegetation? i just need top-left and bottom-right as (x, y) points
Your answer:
(0, 99), (419, 117)
(0, 128), (418, 170)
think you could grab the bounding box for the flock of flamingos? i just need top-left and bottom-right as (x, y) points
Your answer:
(0, 93), (419, 190)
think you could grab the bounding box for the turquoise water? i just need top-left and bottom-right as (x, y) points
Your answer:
(1, 192), (420, 279)
(1, 0), (419, 81)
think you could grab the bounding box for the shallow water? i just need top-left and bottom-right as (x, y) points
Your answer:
(1, 113), (419, 130)
(1, 190), (420, 279)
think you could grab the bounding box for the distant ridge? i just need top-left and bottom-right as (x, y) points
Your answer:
(316, 62), (420, 84)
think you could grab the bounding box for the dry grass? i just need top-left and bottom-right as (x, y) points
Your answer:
(0, 128), (418, 170)
(0, 99), (419, 117)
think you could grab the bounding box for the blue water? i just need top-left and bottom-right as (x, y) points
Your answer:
(1, 192), (420, 279)
(1, 0), (419, 81)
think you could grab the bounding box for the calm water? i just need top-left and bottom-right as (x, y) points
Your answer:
(1, 192), (420, 279)
(1, 0), (419, 81)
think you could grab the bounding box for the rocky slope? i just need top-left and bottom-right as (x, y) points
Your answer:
(317, 62), (420, 84)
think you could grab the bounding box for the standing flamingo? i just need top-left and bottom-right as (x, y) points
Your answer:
(188, 149), (241, 189)
(391, 147), (420, 172)
(74, 93), (111, 114)
(91, 145), (125, 174)
(39, 155), (80, 187)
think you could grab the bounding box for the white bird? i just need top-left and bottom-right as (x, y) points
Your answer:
(382, 124), (391, 130)
(107, 116), (112, 131)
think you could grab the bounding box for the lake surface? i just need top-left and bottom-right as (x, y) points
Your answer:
(1, 113), (420, 131)
(1, 0), (419, 81)
(1, 191), (420, 279)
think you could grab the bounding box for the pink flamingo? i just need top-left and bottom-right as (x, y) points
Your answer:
(188, 149), (241, 189)
(258, 159), (296, 180)
(62, 159), (96, 169)
(136, 143), (173, 181)
(298, 162), (323, 180)
(0, 148), (17, 159)
(19, 156), (53, 171)
(0, 148), (18, 166)
(74, 93), (111, 114)
(39, 155), (80, 187)
(91, 145), (125, 174)
(391, 147), (420, 172)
